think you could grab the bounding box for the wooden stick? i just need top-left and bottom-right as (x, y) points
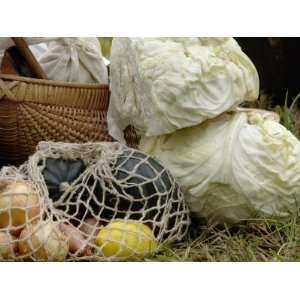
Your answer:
(11, 37), (47, 79)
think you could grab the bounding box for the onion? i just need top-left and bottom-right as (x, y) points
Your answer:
(0, 231), (17, 259)
(79, 217), (99, 241)
(59, 223), (92, 256)
(18, 221), (68, 261)
(0, 181), (42, 234)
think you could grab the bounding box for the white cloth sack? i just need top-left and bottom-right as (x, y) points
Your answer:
(0, 37), (108, 84)
(108, 37), (259, 142)
(140, 109), (300, 225)
(38, 38), (108, 84)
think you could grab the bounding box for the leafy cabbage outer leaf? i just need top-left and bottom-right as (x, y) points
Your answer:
(139, 109), (300, 224)
(108, 37), (259, 142)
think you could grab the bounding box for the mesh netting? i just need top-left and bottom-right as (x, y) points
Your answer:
(1, 141), (189, 261)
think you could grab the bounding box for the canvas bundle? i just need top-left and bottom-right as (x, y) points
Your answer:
(5, 141), (189, 261)
(0, 37), (108, 84)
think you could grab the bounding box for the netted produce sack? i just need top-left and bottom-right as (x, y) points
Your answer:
(24, 141), (190, 261)
(0, 167), (54, 261)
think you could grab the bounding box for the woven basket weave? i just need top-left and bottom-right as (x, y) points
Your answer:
(0, 74), (139, 166)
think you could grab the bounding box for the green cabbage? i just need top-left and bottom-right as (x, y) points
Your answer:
(108, 38), (259, 142)
(140, 109), (300, 225)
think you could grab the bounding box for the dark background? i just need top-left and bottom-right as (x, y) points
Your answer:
(236, 37), (300, 105)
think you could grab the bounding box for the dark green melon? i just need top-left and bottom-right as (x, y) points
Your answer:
(42, 158), (86, 201)
(89, 150), (174, 226)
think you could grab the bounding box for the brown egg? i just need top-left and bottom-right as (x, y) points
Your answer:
(0, 231), (17, 259)
(18, 221), (68, 261)
(0, 181), (42, 233)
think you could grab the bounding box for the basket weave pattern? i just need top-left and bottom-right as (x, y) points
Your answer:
(0, 74), (116, 165)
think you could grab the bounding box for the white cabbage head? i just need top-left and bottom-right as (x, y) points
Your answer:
(140, 109), (300, 225)
(108, 37), (259, 142)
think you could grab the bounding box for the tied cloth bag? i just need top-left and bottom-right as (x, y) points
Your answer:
(22, 141), (190, 261)
(37, 38), (108, 84)
(0, 37), (108, 84)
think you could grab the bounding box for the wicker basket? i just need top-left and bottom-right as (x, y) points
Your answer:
(0, 74), (139, 166)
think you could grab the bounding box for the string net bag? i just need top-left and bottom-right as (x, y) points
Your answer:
(23, 141), (190, 261)
(0, 166), (62, 261)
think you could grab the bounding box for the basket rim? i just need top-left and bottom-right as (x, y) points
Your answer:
(0, 74), (109, 89)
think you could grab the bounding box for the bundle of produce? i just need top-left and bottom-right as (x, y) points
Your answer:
(108, 37), (259, 142)
(38, 37), (108, 83)
(22, 141), (190, 260)
(140, 109), (300, 225)
(0, 37), (108, 84)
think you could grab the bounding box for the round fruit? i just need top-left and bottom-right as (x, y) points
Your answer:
(95, 219), (157, 258)
(42, 158), (86, 201)
(90, 150), (174, 222)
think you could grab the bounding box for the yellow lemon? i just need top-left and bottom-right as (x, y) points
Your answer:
(96, 220), (157, 258)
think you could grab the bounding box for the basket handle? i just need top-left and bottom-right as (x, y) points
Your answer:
(11, 37), (47, 79)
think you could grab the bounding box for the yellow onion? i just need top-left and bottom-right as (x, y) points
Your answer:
(0, 181), (42, 234)
(18, 221), (68, 261)
(0, 231), (17, 259)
